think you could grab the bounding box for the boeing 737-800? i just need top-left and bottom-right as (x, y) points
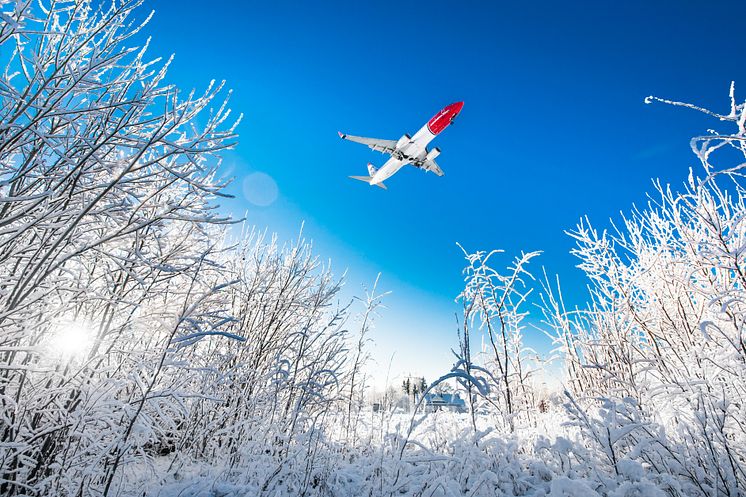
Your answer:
(338, 101), (463, 189)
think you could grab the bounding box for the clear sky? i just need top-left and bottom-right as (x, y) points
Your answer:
(145, 1), (746, 388)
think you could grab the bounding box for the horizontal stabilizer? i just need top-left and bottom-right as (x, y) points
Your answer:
(348, 175), (387, 190)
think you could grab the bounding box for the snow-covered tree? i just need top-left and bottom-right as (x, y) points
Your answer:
(544, 85), (746, 495)
(451, 246), (542, 433)
(0, 1), (246, 494)
(0, 0), (382, 492)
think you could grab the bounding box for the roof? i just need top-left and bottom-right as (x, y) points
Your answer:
(424, 393), (465, 407)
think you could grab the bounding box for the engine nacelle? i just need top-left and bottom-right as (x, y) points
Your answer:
(396, 134), (412, 149)
(426, 147), (441, 161)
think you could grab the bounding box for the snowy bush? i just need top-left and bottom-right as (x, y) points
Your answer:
(447, 246), (542, 435)
(0, 2), (364, 495)
(543, 85), (746, 495)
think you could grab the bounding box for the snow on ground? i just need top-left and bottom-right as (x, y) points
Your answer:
(119, 409), (674, 497)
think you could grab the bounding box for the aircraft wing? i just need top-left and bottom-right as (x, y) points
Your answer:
(423, 159), (444, 177)
(338, 132), (398, 154)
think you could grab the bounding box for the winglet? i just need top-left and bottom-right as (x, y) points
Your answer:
(338, 131), (346, 139)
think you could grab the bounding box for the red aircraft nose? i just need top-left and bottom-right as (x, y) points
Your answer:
(427, 101), (464, 135)
(449, 101), (464, 115)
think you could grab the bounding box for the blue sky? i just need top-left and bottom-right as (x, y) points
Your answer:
(146, 1), (746, 387)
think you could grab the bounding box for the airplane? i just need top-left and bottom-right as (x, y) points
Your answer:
(338, 101), (463, 189)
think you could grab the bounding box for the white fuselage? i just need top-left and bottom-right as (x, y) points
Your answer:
(369, 125), (436, 185)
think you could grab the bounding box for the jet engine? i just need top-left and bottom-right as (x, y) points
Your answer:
(396, 134), (412, 149)
(426, 147), (441, 161)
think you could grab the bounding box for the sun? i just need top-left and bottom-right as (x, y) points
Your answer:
(49, 320), (96, 359)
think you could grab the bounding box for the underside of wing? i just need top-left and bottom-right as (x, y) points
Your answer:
(338, 132), (397, 154)
(423, 159), (444, 177)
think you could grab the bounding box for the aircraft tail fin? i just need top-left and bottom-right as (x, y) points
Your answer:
(367, 163), (378, 176)
(348, 175), (387, 190)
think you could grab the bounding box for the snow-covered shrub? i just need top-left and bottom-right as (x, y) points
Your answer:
(0, 0), (352, 494)
(544, 85), (746, 495)
(450, 246), (543, 434)
(0, 2), (376, 494)
(0, 1), (246, 494)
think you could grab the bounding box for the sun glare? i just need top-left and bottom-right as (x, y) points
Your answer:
(49, 321), (96, 359)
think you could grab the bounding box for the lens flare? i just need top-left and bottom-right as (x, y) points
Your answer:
(242, 172), (278, 207)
